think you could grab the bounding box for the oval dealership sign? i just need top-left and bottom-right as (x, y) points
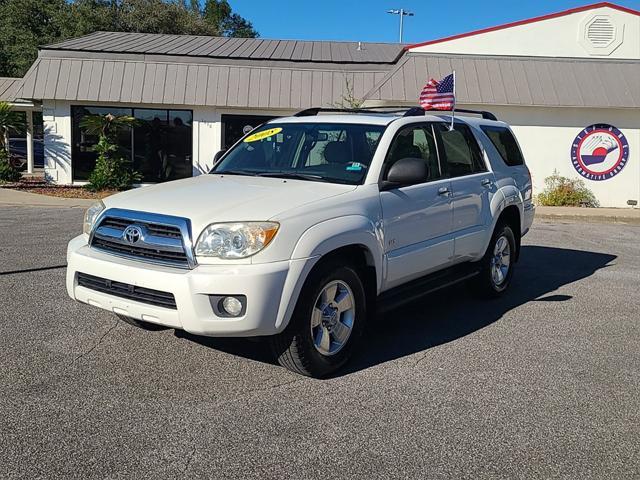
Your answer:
(571, 124), (629, 181)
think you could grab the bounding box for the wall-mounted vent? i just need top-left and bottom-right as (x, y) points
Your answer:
(586, 17), (616, 46)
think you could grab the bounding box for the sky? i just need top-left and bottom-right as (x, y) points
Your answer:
(229, 0), (640, 44)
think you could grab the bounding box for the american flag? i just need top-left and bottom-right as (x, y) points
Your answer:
(419, 73), (455, 111)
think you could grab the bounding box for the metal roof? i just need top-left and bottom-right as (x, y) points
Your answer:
(14, 40), (640, 110)
(18, 57), (388, 109)
(0, 77), (22, 102)
(364, 53), (640, 108)
(44, 31), (405, 64)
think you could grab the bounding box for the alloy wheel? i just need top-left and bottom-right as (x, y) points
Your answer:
(310, 280), (356, 356)
(490, 235), (511, 287)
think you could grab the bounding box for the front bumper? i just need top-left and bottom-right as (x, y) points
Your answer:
(66, 235), (315, 337)
(523, 203), (535, 235)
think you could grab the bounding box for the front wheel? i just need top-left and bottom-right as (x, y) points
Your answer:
(472, 223), (516, 297)
(269, 261), (367, 378)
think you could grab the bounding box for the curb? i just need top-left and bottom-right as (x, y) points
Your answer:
(535, 213), (640, 226)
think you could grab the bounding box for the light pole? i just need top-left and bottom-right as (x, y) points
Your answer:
(387, 8), (414, 43)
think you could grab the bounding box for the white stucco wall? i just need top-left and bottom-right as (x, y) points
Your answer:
(462, 104), (639, 208)
(409, 6), (640, 59)
(42, 101), (72, 184)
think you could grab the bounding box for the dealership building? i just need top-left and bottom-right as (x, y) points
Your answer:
(1, 2), (638, 207)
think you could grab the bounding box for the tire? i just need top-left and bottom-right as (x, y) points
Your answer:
(115, 313), (169, 331)
(472, 223), (517, 298)
(269, 261), (367, 378)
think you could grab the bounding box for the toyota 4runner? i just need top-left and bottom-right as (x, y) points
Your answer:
(67, 107), (535, 377)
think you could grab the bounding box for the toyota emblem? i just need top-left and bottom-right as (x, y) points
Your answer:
(123, 225), (143, 244)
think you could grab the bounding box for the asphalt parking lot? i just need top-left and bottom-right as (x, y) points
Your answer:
(1, 206), (639, 479)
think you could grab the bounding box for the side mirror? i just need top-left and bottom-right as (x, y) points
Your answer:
(213, 149), (227, 163)
(380, 157), (428, 190)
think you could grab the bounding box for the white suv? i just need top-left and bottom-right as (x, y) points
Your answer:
(67, 107), (534, 377)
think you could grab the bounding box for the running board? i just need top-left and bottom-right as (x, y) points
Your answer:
(377, 263), (480, 313)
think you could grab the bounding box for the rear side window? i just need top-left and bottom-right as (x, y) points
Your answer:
(481, 125), (524, 166)
(435, 124), (486, 177)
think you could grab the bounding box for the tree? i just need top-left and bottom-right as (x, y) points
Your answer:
(332, 77), (363, 109)
(79, 113), (142, 191)
(0, 0), (258, 77)
(0, 0), (68, 77)
(201, 0), (256, 37)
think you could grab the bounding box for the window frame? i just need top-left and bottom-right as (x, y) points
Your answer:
(379, 122), (445, 186)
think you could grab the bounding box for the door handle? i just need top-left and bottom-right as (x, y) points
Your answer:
(481, 178), (493, 187)
(437, 187), (451, 196)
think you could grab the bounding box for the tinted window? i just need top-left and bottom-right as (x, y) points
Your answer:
(71, 106), (193, 182)
(481, 125), (524, 166)
(435, 124), (486, 177)
(133, 109), (193, 182)
(384, 124), (441, 182)
(212, 123), (386, 185)
(222, 114), (277, 149)
(71, 106), (133, 181)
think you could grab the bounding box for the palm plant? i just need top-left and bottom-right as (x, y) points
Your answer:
(0, 102), (25, 182)
(0, 101), (25, 153)
(79, 113), (138, 140)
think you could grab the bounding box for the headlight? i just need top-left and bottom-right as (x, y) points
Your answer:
(83, 200), (105, 235)
(195, 222), (279, 259)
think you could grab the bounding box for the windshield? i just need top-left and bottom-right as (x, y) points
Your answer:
(211, 122), (387, 185)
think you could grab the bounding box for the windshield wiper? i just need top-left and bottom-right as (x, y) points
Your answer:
(256, 172), (328, 182)
(213, 170), (261, 177)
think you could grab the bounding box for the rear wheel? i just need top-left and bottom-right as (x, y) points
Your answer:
(269, 261), (367, 377)
(115, 313), (169, 331)
(472, 223), (516, 297)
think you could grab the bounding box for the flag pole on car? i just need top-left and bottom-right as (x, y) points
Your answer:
(450, 70), (456, 131)
(418, 71), (456, 130)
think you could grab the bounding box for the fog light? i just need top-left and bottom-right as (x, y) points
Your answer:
(209, 294), (246, 317)
(222, 296), (243, 317)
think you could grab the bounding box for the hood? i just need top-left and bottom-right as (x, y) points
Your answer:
(103, 174), (355, 232)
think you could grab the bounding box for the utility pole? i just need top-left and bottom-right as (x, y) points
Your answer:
(387, 8), (414, 43)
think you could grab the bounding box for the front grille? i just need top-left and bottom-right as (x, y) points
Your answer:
(77, 272), (177, 309)
(92, 238), (189, 263)
(100, 217), (182, 239)
(90, 212), (193, 268)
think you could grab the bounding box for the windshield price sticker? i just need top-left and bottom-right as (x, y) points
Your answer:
(244, 127), (283, 143)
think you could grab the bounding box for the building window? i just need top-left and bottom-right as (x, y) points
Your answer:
(71, 106), (193, 183)
(221, 114), (277, 150)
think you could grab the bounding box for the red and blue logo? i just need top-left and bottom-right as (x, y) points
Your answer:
(571, 124), (629, 181)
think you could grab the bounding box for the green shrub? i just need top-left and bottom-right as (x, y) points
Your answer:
(0, 150), (21, 183)
(86, 137), (141, 191)
(537, 171), (599, 207)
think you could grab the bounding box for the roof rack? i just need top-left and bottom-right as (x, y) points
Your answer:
(294, 106), (498, 121)
(465, 109), (498, 121)
(294, 106), (411, 117)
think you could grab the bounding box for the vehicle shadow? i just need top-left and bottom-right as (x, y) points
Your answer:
(176, 246), (616, 376)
